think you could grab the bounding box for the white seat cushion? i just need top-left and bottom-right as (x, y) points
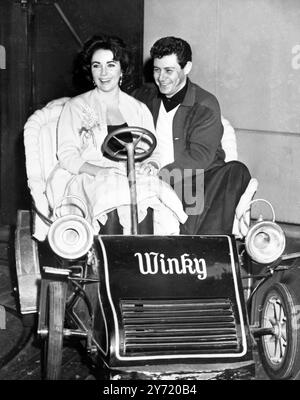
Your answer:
(24, 97), (70, 240)
(221, 116), (238, 162)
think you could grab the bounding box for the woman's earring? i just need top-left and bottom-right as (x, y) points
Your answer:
(93, 80), (97, 87)
(119, 74), (123, 87)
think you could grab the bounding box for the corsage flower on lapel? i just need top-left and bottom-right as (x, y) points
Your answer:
(79, 104), (101, 148)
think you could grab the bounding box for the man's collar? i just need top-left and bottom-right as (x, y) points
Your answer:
(159, 80), (188, 112)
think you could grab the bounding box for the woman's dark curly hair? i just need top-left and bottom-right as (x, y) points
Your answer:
(150, 36), (192, 68)
(73, 34), (133, 92)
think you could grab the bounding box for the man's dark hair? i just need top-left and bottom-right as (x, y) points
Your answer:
(73, 34), (133, 92)
(150, 36), (192, 68)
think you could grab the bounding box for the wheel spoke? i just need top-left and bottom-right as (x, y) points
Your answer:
(281, 321), (287, 342)
(279, 337), (286, 358)
(268, 317), (276, 326)
(112, 136), (127, 147)
(135, 146), (147, 154)
(273, 335), (279, 359)
(112, 148), (126, 157)
(278, 302), (284, 324)
(132, 133), (145, 147)
(272, 300), (279, 323)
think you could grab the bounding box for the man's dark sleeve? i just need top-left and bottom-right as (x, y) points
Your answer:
(161, 104), (224, 175)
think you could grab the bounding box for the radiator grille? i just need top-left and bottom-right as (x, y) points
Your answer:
(120, 299), (241, 356)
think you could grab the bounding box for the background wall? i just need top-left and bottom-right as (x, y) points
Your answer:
(144, 0), (300, 223)
(0, 0), (144, 225)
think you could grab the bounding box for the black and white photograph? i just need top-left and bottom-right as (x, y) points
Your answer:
(0, 0), (300, 386)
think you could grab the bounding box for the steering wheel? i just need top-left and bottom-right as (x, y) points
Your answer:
(102, 126), (157, 235)
(102, 126), (157, 162)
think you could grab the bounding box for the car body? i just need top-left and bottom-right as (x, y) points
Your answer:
(16, 114), (300, 380)
(15, 204), (300, 380)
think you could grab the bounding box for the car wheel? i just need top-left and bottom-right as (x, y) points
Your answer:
(258, 282), (300, 380)
(43, 281), (67, 380)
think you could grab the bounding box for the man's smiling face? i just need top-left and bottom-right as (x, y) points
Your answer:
(153, 54), (191, 98)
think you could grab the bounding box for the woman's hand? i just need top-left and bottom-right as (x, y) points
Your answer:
(95, 167), (122, 179)
(79, 162), (120, 177)
(137, 161), (159, 176)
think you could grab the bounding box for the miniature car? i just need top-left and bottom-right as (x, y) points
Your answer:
(14, 99), (300, 380)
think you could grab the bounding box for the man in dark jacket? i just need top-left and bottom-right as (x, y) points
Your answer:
(133, 36), (250, 235)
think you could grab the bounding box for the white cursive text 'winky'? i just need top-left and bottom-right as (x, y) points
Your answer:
(134, 252), (207, 280)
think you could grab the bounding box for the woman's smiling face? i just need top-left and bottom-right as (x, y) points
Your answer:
(91, 49), (122, 92)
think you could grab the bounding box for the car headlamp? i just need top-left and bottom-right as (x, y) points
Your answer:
(244, 199), (286, 264)
(47, 214), (94, 260)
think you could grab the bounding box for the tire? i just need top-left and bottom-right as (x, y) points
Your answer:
(43, 281), (67, 380)
(258, 283), (300, 380)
